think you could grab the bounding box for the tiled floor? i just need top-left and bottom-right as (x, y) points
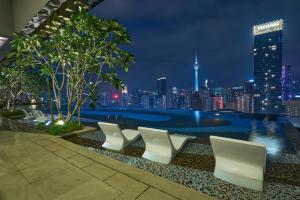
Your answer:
(0, 131), (214, 200)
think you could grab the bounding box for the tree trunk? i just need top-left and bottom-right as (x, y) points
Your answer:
(46, 79), (54, 121)
(6, 99), (10, 111)
(77, 105), (81, 127)
(12, 96), (16, 111)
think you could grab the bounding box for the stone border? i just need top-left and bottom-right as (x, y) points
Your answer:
(58, 126), (97, 139)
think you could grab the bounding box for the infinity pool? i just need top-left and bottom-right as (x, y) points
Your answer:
(76, 107), (294, 155)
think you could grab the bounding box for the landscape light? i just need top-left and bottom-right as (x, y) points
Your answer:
(55, 120), (65, 126)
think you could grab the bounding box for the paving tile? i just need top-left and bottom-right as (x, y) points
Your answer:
(8, 148), (54, 170)
(140, 174), (215, 200)
(115, 194), (136, 200)
(54, 178), (120, 200)
(0, 152), (42, 200)
(20, 156), (73, 183)
(137, 187), (177, 200)
(140, 174), (184, 197)
(59, 140), (82, 151)
(54, 148), (78, 159)
(67, 154), (94, 168)
(34, 138), (54, 146)
(0, 182), (43, 200)
(84, 152), (147, 180)
(105, 173), (148, 198)
(31, 167), (92, 200)
(83, 162), (116, 180)
(44, 143), (64, 152)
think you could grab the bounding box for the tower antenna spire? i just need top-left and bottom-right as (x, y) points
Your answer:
(194, 54), (199, 92)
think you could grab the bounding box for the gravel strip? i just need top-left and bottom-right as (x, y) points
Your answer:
(84, 147), (300, 200)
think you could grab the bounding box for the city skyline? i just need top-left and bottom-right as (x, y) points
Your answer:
(91, 0), (300, 90)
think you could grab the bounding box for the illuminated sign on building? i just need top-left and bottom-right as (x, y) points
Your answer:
(253, 19), (283, 35)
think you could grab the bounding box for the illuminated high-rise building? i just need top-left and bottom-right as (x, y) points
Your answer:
(194, 55), (199, 92)
(281, 65), (293, 101)
(157, 77), (167, 96)
(253, 19), (284, 114)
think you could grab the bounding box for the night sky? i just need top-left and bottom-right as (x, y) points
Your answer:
(90, 0), (300, 91)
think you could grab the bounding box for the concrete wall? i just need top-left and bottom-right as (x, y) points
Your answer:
(12, 0), (48, 32)
(0, 0), (14, 36)
(0, 0), (48, 35)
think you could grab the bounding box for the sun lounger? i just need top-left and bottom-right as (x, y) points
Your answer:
(138, 127), (194, 164)
(98, 122), (140, 151)
(210, 135), (266, 191)
(31, 110), (48, 123)
(21, 109), (35, 120)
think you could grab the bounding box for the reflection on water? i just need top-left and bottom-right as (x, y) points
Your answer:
(249, 133), (283, 155)
(194, 111), (201, 125)
(249, 120), (283, 155)
(263, 118), (279, 134)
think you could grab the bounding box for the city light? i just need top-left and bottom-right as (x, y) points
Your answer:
(253, 19), (283, 35)
(113, 93), (119, 99)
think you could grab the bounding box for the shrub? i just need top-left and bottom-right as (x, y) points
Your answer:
(0, 110), (24, 118)
(38, 121), (82, 135)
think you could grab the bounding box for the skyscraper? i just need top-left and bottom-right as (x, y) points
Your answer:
(194, 55), (199, 92)
(253, 19), (284, 114)
(157, 77), (167, 96)
(281, 65), (293, 101)
(157, 77), (167, 109)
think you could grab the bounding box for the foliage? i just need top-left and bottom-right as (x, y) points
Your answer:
(0, 109), (24, 118)
(0, 65), (43, 111)
(8, 8), (134, 124)
(37, 121), (82, 135)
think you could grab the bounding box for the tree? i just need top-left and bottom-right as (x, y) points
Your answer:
(8, 8), (134, 124)
(0, 65), (42, 111)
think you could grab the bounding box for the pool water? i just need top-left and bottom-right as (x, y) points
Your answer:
(75, 107), (294, 155)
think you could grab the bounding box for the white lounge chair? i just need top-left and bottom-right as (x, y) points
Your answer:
(138, 127), (194, 164)
(98, 122), (140, 151)
(210, 135), (266, 191)
(21, 109), (35, 120)
(31, 110), (48, 123)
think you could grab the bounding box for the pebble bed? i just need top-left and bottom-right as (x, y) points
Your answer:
(74, 131), (300, 200)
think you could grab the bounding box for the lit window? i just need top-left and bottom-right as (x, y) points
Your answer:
(268, 70), (271, 72)
(271, 74), (275, 77)
(254, 48), (257, 52)
(269, 38), (272, 41)
(275, 105), (278, 108)
(265, 54), (269, 57)
(271, 86), (276, 89)
(271, 45), (277, 51)
(265, 73), (268, 75)
(262, 47), (266, 49)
